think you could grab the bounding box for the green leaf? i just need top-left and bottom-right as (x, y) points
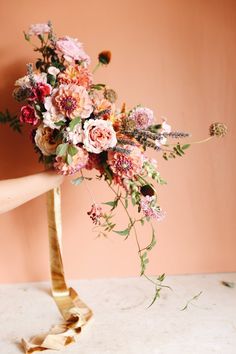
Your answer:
(56, 143), (68, 156)
(113, 228), (130, 236)
(91, 83), (106, 90)
(103, 200), (118, 210)
(69, 116), (81, 131)
(140, 252), (149, 275)
(67, 154), (73, 165)
(68, 145), (78, 156)
(180, 291), (203, 311)
(125, 198), (128, 208)
(157, 273), (166, 282)
(182, 144), (191, 150)
(147, 287), (161, 308)
(54, 121), (66, 127)
(71, 176), (84, 186)
(23, 31), (30, 41)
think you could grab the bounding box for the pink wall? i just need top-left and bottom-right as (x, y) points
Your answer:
(0, 0), (235, 283)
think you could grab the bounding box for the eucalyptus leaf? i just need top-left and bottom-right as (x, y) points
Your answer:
(68, 145), (78, 156)
(71, 176), (84, 185)
(56, 143), (68, 156)
(69, 116), (81, 131)
(113, 228), (130, 236)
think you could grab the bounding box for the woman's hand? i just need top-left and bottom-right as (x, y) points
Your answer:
(0, 170), (64, 214)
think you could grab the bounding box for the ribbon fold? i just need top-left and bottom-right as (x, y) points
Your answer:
(22, 187), (93, 353)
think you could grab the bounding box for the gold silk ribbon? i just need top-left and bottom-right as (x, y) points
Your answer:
(21, 187), (93, 353)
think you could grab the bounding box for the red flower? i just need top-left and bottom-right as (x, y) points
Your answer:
(20, 105), (38, 125)
(30, 83), (51, 102)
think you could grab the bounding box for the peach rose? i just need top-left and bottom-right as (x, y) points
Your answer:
(34, 124), (60, 156)
(83, 119), (117, 154)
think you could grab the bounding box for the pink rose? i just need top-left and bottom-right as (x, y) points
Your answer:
(20, 105), (38, 125)
(83, 119), (117, 154)
(28, 23), (50, 36)
(56, 36), (90, 64)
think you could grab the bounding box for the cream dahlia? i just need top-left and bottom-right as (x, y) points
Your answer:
(54, 84), (93, 119)
(83, 119), (117, 154)
(58, 65), (92, 89)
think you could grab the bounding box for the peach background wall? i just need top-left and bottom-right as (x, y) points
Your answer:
(0, 0), (235, 283)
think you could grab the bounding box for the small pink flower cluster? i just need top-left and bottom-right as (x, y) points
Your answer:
(87, 204), (103, 225)
(140, 196), (166, 221)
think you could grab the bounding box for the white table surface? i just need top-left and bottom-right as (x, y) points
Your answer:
(0, 273), (236, 354)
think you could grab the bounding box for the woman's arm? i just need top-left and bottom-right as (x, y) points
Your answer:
(0, 171), (64, 214)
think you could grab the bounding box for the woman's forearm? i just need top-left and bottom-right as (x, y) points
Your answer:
(0, 171), (64, 214)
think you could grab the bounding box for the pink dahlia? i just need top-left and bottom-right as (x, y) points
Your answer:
(58, 65), (92, 89)
(54, 84), (93, 119)
(56, 36), (90, 65)
(140, 196), (166, 221)
(83, 119), (117, 154)
(54, 147), (88, 175)
(107, 144), (144, 180)
(129, 107), (154, 129)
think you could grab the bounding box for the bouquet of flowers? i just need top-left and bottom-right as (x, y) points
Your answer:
(10, 21), (228, 299)
(0, 21), (227, 353)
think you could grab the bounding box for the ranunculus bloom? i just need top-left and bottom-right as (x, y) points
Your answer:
(54, 84), (93, 119)
(34, 125), (60, 156)
(58, 65), (92, 89)
(20, 105), (38, 125)
(29, 82), (52, 102)
(107, 144), (144, 179)
(54, 147), (88, 175)
(28, 23), (50, 36)
(56, 36), (90, 64)
(129, 107), (154, 129)
(83, 119), (117, 154)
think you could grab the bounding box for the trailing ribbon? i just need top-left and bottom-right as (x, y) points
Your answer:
(21, 187), (93, 353)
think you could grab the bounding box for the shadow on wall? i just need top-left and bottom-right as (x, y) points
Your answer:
(0, 60), (41, 179)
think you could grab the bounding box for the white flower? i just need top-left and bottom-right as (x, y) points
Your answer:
(161, 119), (171, 134)
(15, 72), (47, 88)
(64, 125), (83, 145)
(48, 66), (60, 77)
(83, 119), (117, 154)
(155, 136), (167, 148)
(28, 23), (50, 36)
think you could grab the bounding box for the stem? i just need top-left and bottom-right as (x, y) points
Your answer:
(92, 62), (101, 74)
(106, 181), (142, 250)
(164, 136), (213, 147)
(80, 170), (96, 204)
